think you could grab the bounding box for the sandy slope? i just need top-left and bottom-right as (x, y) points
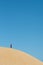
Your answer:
(0, 47), (43, 65)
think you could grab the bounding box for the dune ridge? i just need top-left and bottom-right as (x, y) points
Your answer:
(0, 47), (43, 65)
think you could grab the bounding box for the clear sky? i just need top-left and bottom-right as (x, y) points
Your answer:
(0, 0), (43, 61)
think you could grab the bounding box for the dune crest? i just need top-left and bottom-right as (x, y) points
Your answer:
(0, 47), (43, 65)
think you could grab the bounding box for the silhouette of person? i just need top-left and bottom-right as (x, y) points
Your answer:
(10, 44), (12, 48)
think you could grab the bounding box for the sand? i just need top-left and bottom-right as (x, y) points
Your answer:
(0, 47), (43, 65)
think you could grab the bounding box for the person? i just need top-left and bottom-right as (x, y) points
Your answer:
(10, 44), (12, 48)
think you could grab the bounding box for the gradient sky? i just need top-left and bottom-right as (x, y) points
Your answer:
(0, 0), (43, 61)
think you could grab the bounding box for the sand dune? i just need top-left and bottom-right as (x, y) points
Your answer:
(0, 47), (43, 65)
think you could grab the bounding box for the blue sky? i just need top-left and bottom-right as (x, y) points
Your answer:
(0, 0), (43, 61)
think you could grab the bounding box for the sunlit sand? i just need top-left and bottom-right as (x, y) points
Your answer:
(0, 47), (43, 65)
